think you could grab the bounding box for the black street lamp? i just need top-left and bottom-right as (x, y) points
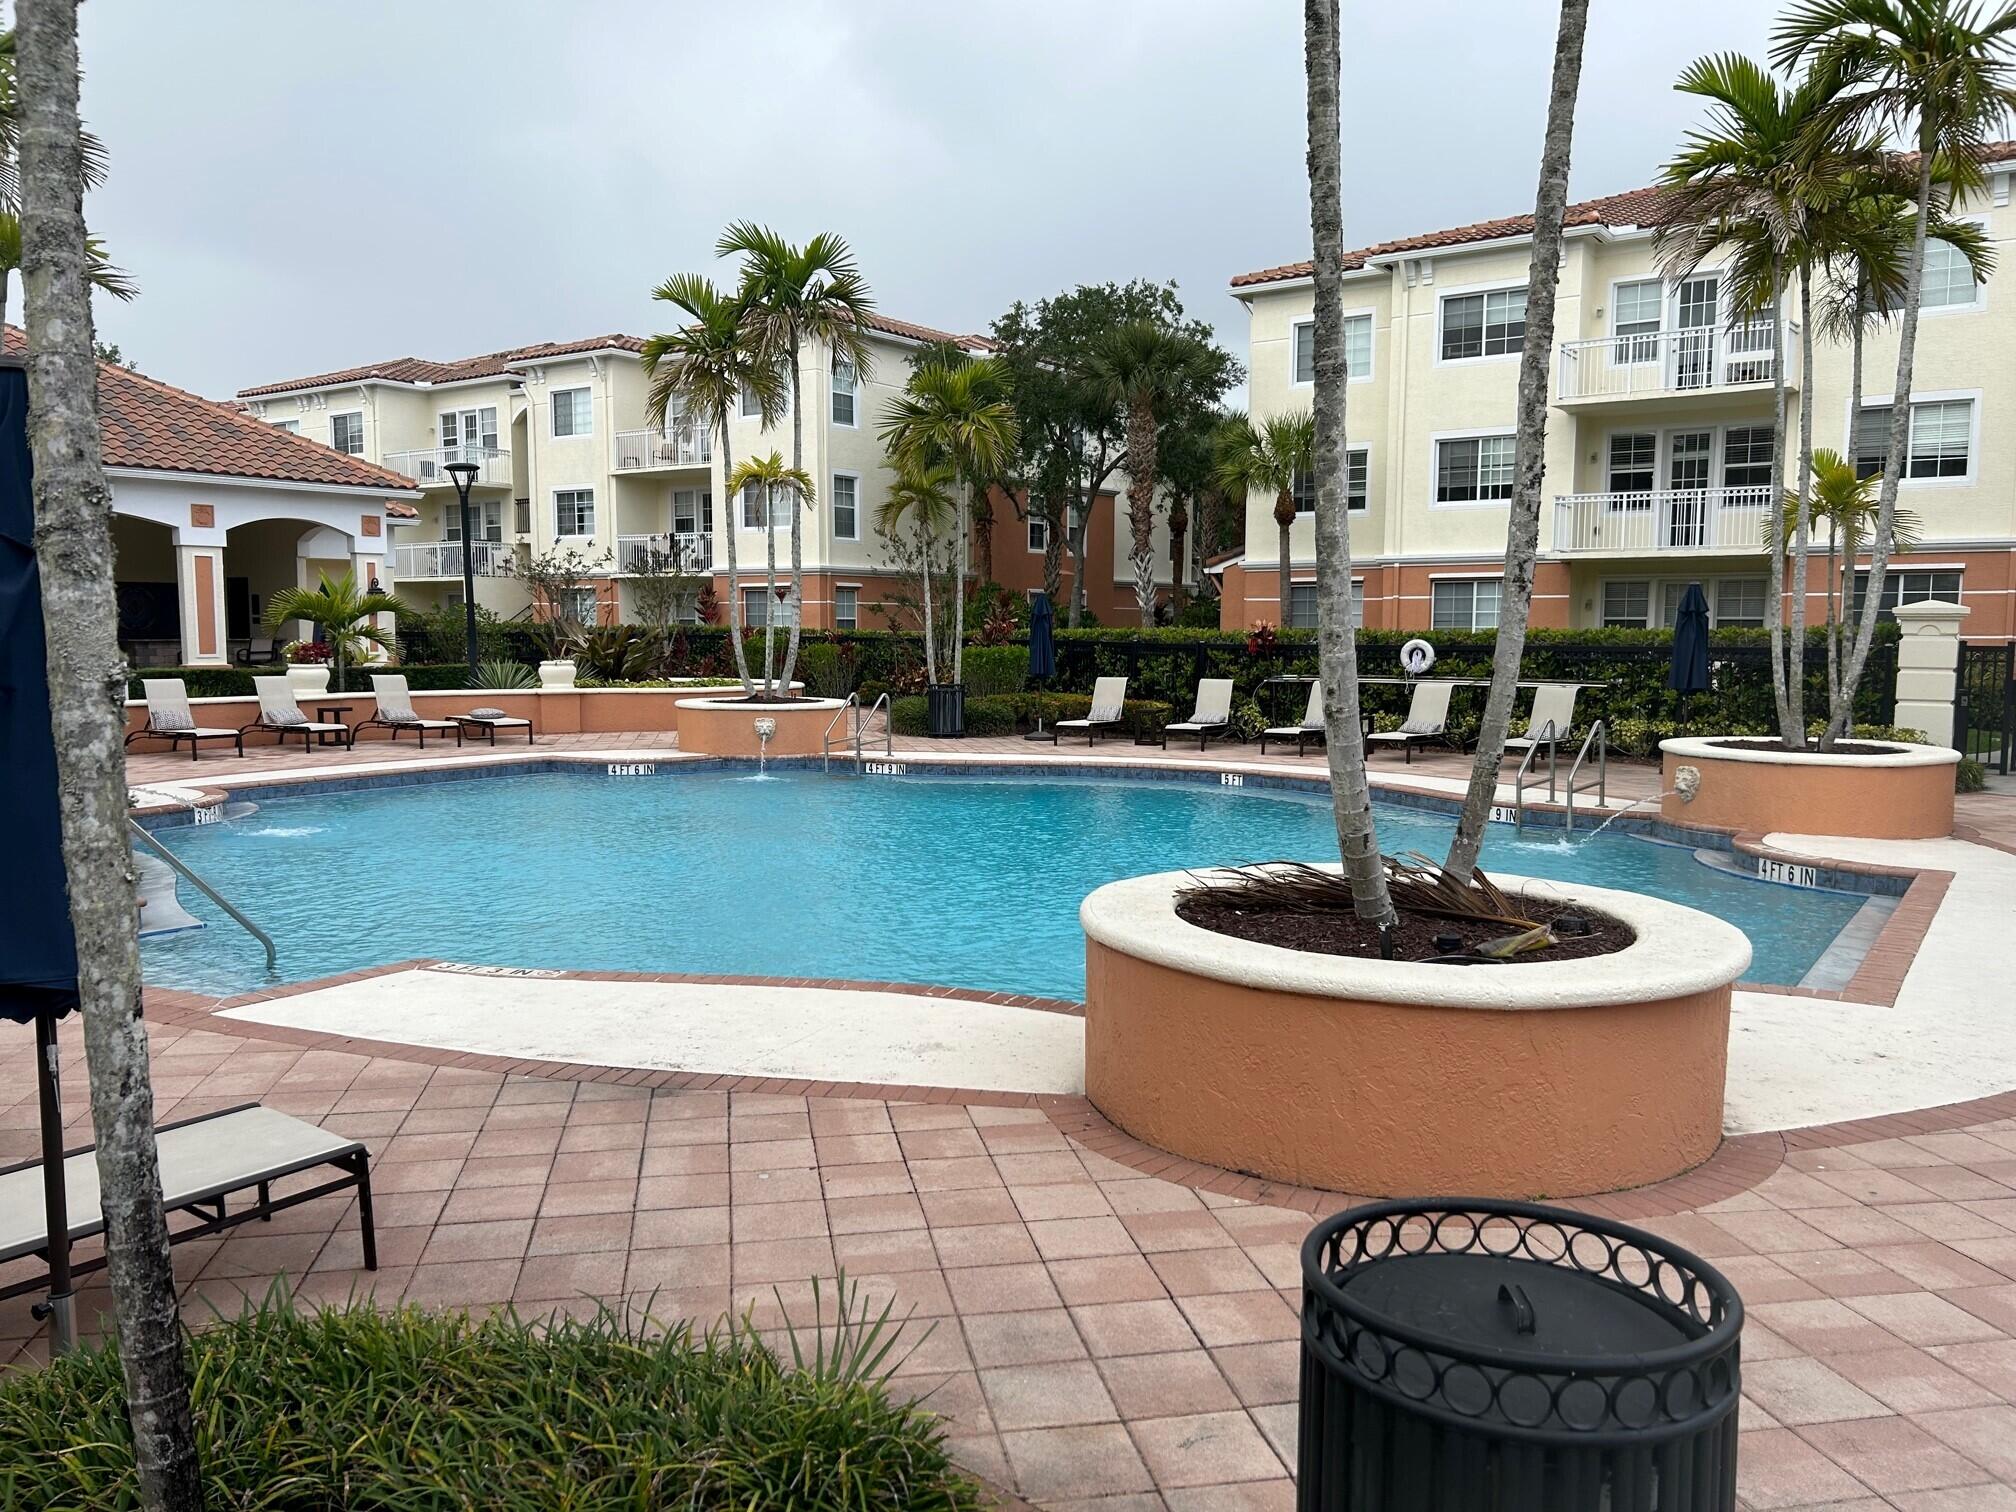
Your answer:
(444, 460), (481, 672)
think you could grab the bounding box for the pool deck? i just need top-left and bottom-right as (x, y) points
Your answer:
(39, 730), (2016, 1507)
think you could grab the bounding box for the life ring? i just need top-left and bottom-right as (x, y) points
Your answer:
(1400, 639), (1436, 677)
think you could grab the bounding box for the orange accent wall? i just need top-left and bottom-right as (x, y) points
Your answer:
(983, 487), (1146, 623)
(194, 555), (217, 657)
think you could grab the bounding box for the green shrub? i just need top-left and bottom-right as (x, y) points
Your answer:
(1230, 699), (1267, 742)
(0, 1287), (981, 1511)
(338, 662), (469, 693)
(124, 666), (256, 699)
(473, 659), (537, 690)
(796, 642), (856, 700)
(1173, 596), (1224, 629)
(400, 600), (511, 665)
(1957, 757), (1987, 793)
(961, 645), (1029, 698)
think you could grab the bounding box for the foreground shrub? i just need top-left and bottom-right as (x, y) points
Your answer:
(0, 1288), (980, 1510)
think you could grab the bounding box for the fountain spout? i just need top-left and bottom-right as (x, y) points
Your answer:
(754, 717), (776, 776)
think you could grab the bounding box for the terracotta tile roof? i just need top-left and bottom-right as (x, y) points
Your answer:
(3, 327), (420, 495)
(385, 500), (419, 518)
(1229, 143), (2016, 290)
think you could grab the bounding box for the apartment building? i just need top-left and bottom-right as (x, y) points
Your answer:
(1223, 144), (2016, 641)
(240, 314), (1176, 633)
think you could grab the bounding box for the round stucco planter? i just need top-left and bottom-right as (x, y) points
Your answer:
(537, 659), (578, 690)
(285, 664), (331, 697)
(1660, 736), (1959, 840)
(673, 696), (848, 757)
(1080, 868), (1750, 1199)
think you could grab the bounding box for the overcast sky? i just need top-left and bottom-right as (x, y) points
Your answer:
(77, 0), (1775, 403)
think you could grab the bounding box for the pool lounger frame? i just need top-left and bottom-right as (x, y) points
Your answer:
(0, 1102), (377, 1300)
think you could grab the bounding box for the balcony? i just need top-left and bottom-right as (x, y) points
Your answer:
(1554, 322), (1796, 407)
(613, 425), (710, 473)
(614, 532), (713, 574)
(1551, 486), (1772, 556)
(382, 445), (512, 488)
(391, 540), (513, 580)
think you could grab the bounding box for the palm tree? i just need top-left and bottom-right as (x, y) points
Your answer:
(263, 570), (408, 694)
(641, 272), (784, 696)
(1443, 0), (1591, 883)
(1211, 411), (1312, 625)
(716, 225), (875, 697)
(1776, 0), (2016, 745)
(724, 452), (814, 695)
(875, 462), (958, 682)
(1305, 0), (1394, 924)
(0, 209), (133, 325)
(1091, 319), (1199, 625)
(878, 351), (1018, 687)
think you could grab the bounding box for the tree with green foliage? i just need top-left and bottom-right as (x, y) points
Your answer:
(874, 462), (959, 683)
(1211, 410), (1312, 624)
(263, 570), (407, 692)
(725, 451), (815, 694)
(501, 544), (611, 659)
(0, 208), (130, 325)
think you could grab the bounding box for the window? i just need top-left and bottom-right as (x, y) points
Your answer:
(834, 586), (858, 630)
(559, 587), (600, 627)
(831, 354), (857, 426)
(271, 418), (300, 435)
(1715, 578), (1768, 628)
(551, 387), (592, 438)
(672, 488), (712, 538)
(1440, 288), (1526, 360)
(1435, 435), (1515, 502)
(1346, 448), (1368, 510)
(1602, 579), (1651, 628)
(440, 406), (499, 455)
(1722, 426), (1774, 489)
(831, 473), (858, 540)
(445, 500), (503, 543)
(331, 411), (364, 455)
(1432, 579), (1499, 630)
(1612, 279), (1663, 361)
(1607, 433), (1656, 495)
(1027, 512), (1049, 552)
(1351, 578), (1365, 628)
(739, 480), (792, 529)
(1287, 584), (1318, 629)
(742, 587), (796, 628)
(1852, 569), (1962, 618)
(1291, 315), (1373, 382)
(739, 378), (787, 420)
(1856, 399), (1973, 480)
(1922, 236), (1982, 309)
(1291, 466), (1316, 514)
(553, 488), (595, 537)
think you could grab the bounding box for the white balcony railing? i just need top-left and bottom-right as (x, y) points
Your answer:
(391, 540), (513, 580)
(382, 445), (512, 487)
(1555, 321), (1795, 402)
(614, 532), (713, 573)
(1552, 486), (1773, 554)
(613, 425), (711, 472)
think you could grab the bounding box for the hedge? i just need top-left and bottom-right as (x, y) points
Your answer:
(890, 692), (1172, 742)
(126, 664), (473, 699)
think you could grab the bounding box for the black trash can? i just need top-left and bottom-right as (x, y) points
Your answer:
(1299, 1199), (1743, 1511)
(926, 682), (965, 738)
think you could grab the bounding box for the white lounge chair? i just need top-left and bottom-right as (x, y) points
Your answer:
(1163, 678), (1235, 750)
(242, 676), (353, 750)
(125, 678), (244, 761)
(1052, 676), (1128, 745)
(1260, 681), (1326, 757)
(450, 708), (535, 745)
(0, 1103), (377, 1302)
(1366, 680), (1455, 763)
(1503, 683), (1580, 755)
(356, 674), (462, 748)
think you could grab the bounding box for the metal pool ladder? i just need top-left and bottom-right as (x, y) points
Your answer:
(1511, 720), (1607, 833)
(821, 692), (892, 773)
(128, 818), (278, 974)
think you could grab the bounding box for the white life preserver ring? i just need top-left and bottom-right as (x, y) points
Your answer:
(1400, 639), (1436, 677)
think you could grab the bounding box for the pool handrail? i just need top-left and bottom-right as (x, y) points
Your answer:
(127, 818), (278, 975)
(820, 692), (893, 773)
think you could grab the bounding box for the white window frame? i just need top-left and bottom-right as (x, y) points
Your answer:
(1434, 279), (1529, 367)
(1845, 389), (1981, 488)
(738, 479), (792, 530)
(739, 378), (788, 421)
(559, 586), (600, 627)
(1918, 218), (1989, 316)
(272, 418), (300, 435)
(1429, 426), (1517, 508)
(1608, 276), (1666, 364)
(444, 499), (504, 544)
(1290, 444), (1371, 514)
(830, 471), (860, 541)
(440, 405), (499, 454)
(830, 352), (858, 427)
(330, 410), (364, 455)
(1711, 576), (1769, 629)
(1851, 566), (1964, 618)
(552, 487), (596, 539)
(1429, 575), (1502, 631)
(1599, 577), (1654, 628)
(1027, 511), (1049, 554)
(833, 584), (859, 630)
(550, 386), (593, 439)
(1289, 310), (1374, 385)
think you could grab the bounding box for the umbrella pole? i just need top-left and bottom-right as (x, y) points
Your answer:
(34, 1010), (75, 1354)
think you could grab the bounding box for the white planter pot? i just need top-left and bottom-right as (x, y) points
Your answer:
(538, 659), (578, 691)
(286, 664), (331, 697)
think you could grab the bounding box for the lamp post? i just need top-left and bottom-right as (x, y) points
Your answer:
(444, 460), (481, 673)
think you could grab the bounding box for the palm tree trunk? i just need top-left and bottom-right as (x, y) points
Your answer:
(1827, 306), (1867, 731)
(1444, 0), (1588, 884)
(1068, 492), (1090, 627)
(1825, 518), (1840, 710)
(1125, 409), (1159, 626)
(780, 353), (805, 699)
(974, 491), (994, 583)
(1764, 258), (1796, 746)
(762, 482), (778, 695)
(720, 421), (753, 694)
(1168, 496), (1188, 613)
(1832, 147), (1931, 753)
(19, 1), (202, 1504)
(1786, 266), (1817, 743)
(952, 483), (967, 686)
(1306, 0), (1393, 925)
(920, 524), (937, 684)
(1276, 503), (1293, 625)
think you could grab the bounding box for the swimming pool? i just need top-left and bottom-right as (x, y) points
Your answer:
(137, 767), (1868, 999)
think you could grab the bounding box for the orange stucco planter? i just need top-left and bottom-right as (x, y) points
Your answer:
(673, 696), (848, 758)
(1080, 869), (1750, 1199)
(1660, 737), (1959, 841)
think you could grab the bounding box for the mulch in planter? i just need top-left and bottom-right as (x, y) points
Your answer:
(1703, 737), (1903, 757)
(1175, 891), (1633, 966)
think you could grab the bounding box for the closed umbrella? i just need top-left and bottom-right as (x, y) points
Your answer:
(0, 355), (80, 1352)
(1669, 581), (1711, 729)
(1024, 591), (1057, 742)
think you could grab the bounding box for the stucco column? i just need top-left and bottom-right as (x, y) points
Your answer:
(1891, 599), (1968, 747)
(174, 543), (229, 666)
(353, 550), (392, 663)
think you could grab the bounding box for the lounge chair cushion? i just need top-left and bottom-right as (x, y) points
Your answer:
(145, 686), (195, 732)
(261, 705), (308, 726)
(1398, 715), (1444, 736)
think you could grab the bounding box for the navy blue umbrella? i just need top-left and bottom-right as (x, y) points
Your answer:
(1669, 581), (1711, 727)
(1027, 590), (1056, 680)
(0, 355), (81, 1351)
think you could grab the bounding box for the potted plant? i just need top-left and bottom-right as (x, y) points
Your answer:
(501, 545), (609, 691)
(264, 570), (406, 695)
(282, 639), (333, 697)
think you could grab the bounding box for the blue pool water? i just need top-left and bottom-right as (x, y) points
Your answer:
(138, 769), (1865, 999)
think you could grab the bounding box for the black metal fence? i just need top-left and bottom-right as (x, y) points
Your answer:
(1957, 642), (2015, 774)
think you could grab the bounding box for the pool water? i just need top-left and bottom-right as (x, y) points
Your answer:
(138, 769), (1864, 999)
